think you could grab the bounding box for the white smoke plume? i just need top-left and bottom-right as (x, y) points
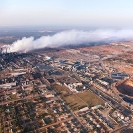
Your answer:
(4, 29), (133, 53)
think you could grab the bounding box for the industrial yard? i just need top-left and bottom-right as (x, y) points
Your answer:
(1, 42), (133, 133)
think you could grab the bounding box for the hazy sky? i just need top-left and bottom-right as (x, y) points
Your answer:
(0, 0), (133, 28)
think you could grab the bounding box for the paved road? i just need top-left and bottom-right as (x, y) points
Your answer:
(92, 83), (132, 115)
(40, 74), (88, 132)
(38, 117), (73, 131)
(111, 121), (132, 133)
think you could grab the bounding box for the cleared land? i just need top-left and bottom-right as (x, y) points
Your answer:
(51, 84), (68, 96)
(77, 91), (104, 106)
(63, 94), (86, 110)
(51, 84), (104, 110)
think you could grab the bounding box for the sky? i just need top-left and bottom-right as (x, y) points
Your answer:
(0, 0), (133, 28)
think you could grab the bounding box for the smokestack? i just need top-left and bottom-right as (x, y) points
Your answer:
(6, 48), (7, 54)
(0, 48), (2, 54)
(1, 48), (3, 54)
(8, 47), (10, 53)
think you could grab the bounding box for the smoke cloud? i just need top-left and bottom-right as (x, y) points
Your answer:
(4, 29), (133, 53)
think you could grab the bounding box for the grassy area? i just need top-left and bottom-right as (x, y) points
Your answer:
(77, 91), (104, 107)
(63, 91), (104, 110)
(51, 84), (68, 96)
(51, 84), (104, 110)
(63, 94), (86, 110)
(51, 84), (85, 110)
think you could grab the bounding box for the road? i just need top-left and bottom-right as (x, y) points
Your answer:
(0, 93), (40, 106)
(92, 83), (132, 115)
(111, 121), (133, 133)
(39, 74), (88, 132)
(38, 117), (73, 131)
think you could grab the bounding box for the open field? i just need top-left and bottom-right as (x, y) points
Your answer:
(63, 94), (86, 110)
(77, 91), (104, 106)
(64, 91), (104, 110)
(51, 84), (104, 110)
(42, 42), (133, 62)
(51, 84), (68, 95)
(51, 84), (86, 110)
